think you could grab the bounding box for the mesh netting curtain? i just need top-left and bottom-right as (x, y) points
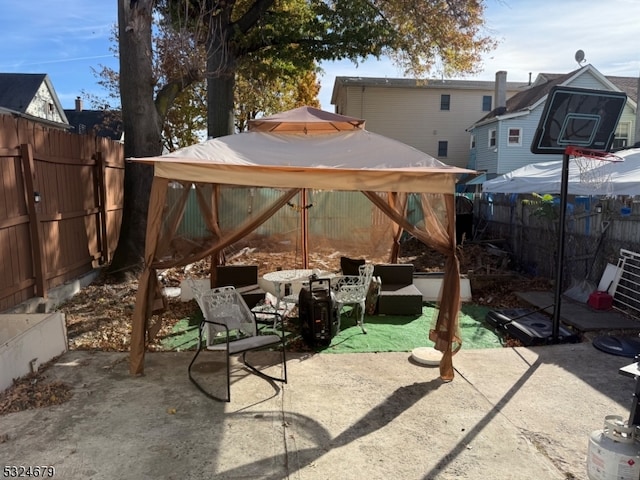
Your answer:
(130, 178), (300, 373)
(363, 191), (461, 380)
(131, 179), (461, 380)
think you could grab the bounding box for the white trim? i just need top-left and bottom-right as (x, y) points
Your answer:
(507, 127), (523, 146)
(488, 128), (496, 148)
(470, 110), (530, 129)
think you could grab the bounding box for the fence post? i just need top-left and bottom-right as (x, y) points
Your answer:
(20, 143), (46, 298)
(94, 150), (109, 265)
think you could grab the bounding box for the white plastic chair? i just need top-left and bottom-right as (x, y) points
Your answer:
(187, 286), (287, 402)
(332, 264), (374, 334)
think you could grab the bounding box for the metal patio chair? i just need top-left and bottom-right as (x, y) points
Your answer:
(187, 286), (287, 402)
(331, 264), (374, 334)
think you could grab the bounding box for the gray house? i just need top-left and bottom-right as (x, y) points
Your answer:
(466, 65), (639, 184)
(0, 73), (69, 129)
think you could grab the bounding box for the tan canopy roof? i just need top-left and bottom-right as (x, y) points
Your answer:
(131, 129), (472, 193)
(247, 105), (365, 132)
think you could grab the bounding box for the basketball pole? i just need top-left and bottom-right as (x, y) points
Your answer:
(551, 149), (572, 343)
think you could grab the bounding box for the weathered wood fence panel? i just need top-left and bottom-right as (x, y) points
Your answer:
(0, 116), (124, 311)
(475, 193), (640, 289)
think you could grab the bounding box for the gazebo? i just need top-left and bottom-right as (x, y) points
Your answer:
(129, 106), (474, 380)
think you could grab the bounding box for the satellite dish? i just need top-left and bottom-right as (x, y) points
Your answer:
(575, 49), (586, 66)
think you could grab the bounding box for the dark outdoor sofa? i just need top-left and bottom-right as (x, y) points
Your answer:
(373, 263), (423, 316)
(214, 265), (266, 308)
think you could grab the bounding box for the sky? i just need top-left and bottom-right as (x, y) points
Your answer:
(1, 0), (639, 112)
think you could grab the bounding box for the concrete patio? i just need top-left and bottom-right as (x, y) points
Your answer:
(0, 341), (637, 479)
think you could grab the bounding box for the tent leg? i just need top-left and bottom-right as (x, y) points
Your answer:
(301, 189), (309, 269)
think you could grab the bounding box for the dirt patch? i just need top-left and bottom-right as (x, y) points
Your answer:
(0, 357), (73, 417)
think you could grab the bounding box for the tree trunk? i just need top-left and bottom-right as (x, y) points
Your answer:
(206, 11), (236, 138)
(109, 0), (163, 277)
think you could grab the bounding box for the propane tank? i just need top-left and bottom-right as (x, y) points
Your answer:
(587, 415), (640, 480)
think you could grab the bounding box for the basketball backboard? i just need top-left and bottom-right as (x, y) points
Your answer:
(531, 86), (627, 155)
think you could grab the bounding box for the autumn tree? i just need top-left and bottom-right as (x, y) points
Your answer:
(162, 0), (496, 138)
(235, 61), (321, 131)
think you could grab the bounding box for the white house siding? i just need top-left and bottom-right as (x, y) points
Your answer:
(334, 79), (524, 169)
(25, 82), (65, 123)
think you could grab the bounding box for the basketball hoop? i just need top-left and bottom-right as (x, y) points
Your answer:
(565, 146), (623, 196)
(530, 87), (627, 344)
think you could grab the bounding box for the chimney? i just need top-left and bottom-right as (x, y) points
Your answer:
(75, 96), (83, 112)
(495, 71), (507, 110)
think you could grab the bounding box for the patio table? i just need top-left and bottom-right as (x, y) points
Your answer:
(263, 269), (332, 310)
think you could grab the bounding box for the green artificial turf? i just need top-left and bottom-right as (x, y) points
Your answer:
(161, 303), (502, 353)
(318, 303), (500, 353)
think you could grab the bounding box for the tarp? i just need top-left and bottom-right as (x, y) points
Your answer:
(483, 148), (640, 196)
(128, 106), (474, 382)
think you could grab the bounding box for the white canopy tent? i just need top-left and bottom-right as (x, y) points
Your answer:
(128, 106), (474, 381)
(483, 148), (640, 196)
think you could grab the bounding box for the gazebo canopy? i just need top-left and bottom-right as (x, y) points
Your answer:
(133, 106), (471, 193)
(128, 106), (473, 381)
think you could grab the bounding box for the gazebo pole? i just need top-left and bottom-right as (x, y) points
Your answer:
(301, 188), (309, 268)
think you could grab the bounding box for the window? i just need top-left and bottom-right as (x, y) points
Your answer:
(438, 141), (448, 157)
(440, 94), (450, 111)
(482, 95), (492, 111)
(508, 127), (522, 146)
(470, 135), (476, 149)
(488, 129), (496, 148)
(613, 122), (630, 150)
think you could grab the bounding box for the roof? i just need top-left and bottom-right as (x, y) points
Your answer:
(64, 109), (123, 140)
(0, 73), (48, 113)
(607, 76), (639, 104)
(334, 76), (527, 90)
(0, 72), (69, 127)
(331, 76), (529, 104)
(471, 65), (638, 127)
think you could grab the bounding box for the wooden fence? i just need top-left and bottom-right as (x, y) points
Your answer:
(0, 116), (124, 311)
(474, 193), (640, 288)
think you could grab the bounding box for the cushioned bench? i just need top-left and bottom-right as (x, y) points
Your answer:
(214, 265), (266, 309)
(373, 264), (423, 316)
